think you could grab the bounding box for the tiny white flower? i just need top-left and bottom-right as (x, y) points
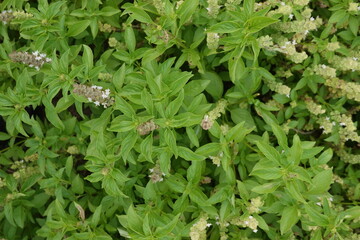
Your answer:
(353, 57), (358, 61)
(292, 40), (296, 45)
(33, 51), (39, 56)
(8, 9), (12, 13)
(94, 101), (100, 106)
(159, 177), (164, 182)
(162, 172), (166, 176)
(96, 86), (103, 90)
(281, 45), (286, 49)
(1, 10), (7, 14)
(45, 58), (52, 62)
(280, 2), (285, 6)
(289, 14), (294, 19)
(358, 6), (360, 11)
(91, 85), (97, 89)
(340, 122), (346, 126)
(249, 216), (253, 219)
(286, 93), (290, 98)
(253, 229), (258, 233)
(224, 223), (229, 227)
(320, 126), (324, 129)
(304, 30), (309, 35)
(329, 197), (333, 202)
(310, 17), (315, 21)
(316, 202), (321, 206)
(101, 93), (109, 99)
(29, 64), (34, 67)
(206, 7), (211, 11)
(149, 168), (154, 173)
(216, 221), (220, 225)
(40, 53), (46, 58)
(321, 64), (327, 69)
(87, 97), (92, 102)
(245, 221), (249, 225)
(285, 41), (291, 45)
(105, 89), (111, 94)
(332, 121), (336, 126)
(206, 223), (212, 227)
(325, 117), (330, 120)
(35, 66), (40, 71)
(35, 56), (42, 60)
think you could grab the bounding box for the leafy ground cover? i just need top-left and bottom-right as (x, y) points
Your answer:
(0, 0), (360, 239)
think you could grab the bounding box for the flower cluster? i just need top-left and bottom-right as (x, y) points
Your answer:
(98, 72), (113, 82)
(264, 77), (291, 97)
(153, 0), (165, 14)
(9, 51), (52, 70)
(189, 215), (211, 240)
(137, 120), (159, 135)
(268, 2), (292, 16)
(304, 96), (326, 115)
(313, 64), (337, 78)
(247, 197), (264, 214)
(201, 99), (227, 130)
(328, 56), (360, 72)
(98, 22), (116, 33)
(326, 42), (340, 51)
(293, 0), (310, 6)
(67, 145), (80, 155)
(206, 0), (220, 18)
(209, 151), (223, 167)
(337, 150), (360, 164)
(0, 178), (6, 188)
(149, 162), (165, 183)
(206, 32), (220, 50)
(325, 78), (360, 102)
(10, 154), (38, 180)
(0, 9), (33, 24)
(72, 83), (114, 108)
(231, 215), (259, 233)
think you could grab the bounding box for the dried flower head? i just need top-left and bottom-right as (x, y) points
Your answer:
(72, 83), (114, 108)
(137, 120), (159, 135)
(9, 51), (51, 70)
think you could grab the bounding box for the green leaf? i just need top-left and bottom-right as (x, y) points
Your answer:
(230, 108), (256, 130)
(304, 204), (329, 226)
(120, 131), (138, 162)
(123, 6), (153, 23)
(155, 214), (180, 237)
(186, 127), (200, 147)
(307, 169), (333, 195)
(289, 135), (302, 166)
(125, 205), (144, 235)
(177, 0), (199, 27)
(208, 21), (241, 33)
(165, 89), (184, 117)
(245, 16), (278, 34)
(164, 128), (178, 157)
(125, 27), (136, 52)
(42, 96), (65, 130)
(226, 121), (254, 143)
(178, 146), (206, 161)
(71, 174), (84, 194)
(114, 96), (136, 117)
(100, 6), (121, 16)
(280, 206), (299, 235)
(82, 45), (94, 69)
(328, 10), (347, 24)
(256, 140), (281, 165)
(67, 20), (90, 37)
(252, 182), (280, 194)
(271, 123), (288, 150)
(113, 64), (126, 91)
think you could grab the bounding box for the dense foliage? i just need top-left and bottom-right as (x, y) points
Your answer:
(0, 0), (360, 239)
